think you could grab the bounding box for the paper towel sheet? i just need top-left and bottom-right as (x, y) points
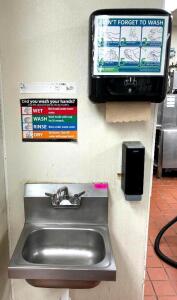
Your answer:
(106, 102), (151, 123)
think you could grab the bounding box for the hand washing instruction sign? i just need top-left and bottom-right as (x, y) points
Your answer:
(93, 15), (169, 75)
(21, 99), (77, 142)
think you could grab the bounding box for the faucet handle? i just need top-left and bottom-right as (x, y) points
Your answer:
(45, 192), (59, 207)
(45, 192), (56, 199)
(45, 192), (54, 197)
(70, 191), (86, 205)
(75, 191), (86, 198)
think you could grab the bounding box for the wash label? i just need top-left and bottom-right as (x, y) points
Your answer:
(20, 99), (77, 142)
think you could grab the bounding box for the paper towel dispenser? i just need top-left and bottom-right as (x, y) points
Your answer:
(89, 9), (172, 103)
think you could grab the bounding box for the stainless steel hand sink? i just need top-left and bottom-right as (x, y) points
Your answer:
(22, 228), (105, 266)
(9, 183), (116, 289)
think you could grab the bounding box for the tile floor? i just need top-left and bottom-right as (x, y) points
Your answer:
(144, 177), (177, 300)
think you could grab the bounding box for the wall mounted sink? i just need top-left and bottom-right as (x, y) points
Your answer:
(8, 183), (116, 288)
(22, 228), (105, 266)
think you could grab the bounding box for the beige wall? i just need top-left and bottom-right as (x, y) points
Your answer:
(0, 70), (11, 300)
(0, 1), (163, 300)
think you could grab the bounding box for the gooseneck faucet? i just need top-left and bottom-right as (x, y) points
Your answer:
(45, 186), (85, 208)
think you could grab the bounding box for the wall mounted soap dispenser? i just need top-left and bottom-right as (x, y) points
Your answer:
(121, 141), (145, 201)
(89, 9), (172, 103)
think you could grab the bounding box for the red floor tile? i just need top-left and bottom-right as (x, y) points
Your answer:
(159, 245), (174, 257)
(152, 281), (176, 296)
(146, 270), (150, 280)
(148, 239), (153, 246)
(173, 224), (177, 233)
(148, 245), (156, 256)
(168, 203), (177, 210)
(158, 297), (177, 300)
(144, 281), (156, 296)
(144, 178), (177, 299)
(169, 247), (177, 257)
(147, 268), (168, 281)
(147, 256), (163, 268)
(165, 237), (177, 247)
(166, 198), (177, 204)
(165, 227), (176, 236)
(171, 282), (177, 294)
(165, 268), (177, 281)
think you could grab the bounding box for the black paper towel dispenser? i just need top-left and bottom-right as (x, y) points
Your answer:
(89, 9), (172, 103)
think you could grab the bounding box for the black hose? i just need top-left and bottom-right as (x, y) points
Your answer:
(154, 216), (177, 269)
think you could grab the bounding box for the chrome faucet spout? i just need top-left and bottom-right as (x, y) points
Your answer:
(56, 186), (69, 199)
(45, 186), (86, 208)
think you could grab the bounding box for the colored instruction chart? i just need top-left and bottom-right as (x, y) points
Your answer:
(21, 99), (77, 142)
(93, 15), (169, 75)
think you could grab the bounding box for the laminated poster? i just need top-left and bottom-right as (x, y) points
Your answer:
(93, 15), (169, 76)
(21, 99), (77, 142)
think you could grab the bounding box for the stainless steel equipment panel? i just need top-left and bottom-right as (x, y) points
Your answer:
(173, 71), (177, 90)
(162, 94), (177, 127)
(162, 128), (177, 168)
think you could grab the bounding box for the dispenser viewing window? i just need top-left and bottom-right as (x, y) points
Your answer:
(89, 9), (172, 103)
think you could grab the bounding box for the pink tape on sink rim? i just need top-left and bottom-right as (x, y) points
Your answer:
(93, 183), (108, 189)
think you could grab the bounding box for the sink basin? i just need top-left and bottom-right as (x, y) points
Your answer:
(8, 183), (117, 288)
(22, 228), (105, 266)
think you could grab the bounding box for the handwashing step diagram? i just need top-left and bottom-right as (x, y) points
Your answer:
(94, 16), (168, 75)
(20, 99), (77, 142)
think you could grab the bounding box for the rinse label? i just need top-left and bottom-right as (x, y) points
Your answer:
(20, 99), (77, 142)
